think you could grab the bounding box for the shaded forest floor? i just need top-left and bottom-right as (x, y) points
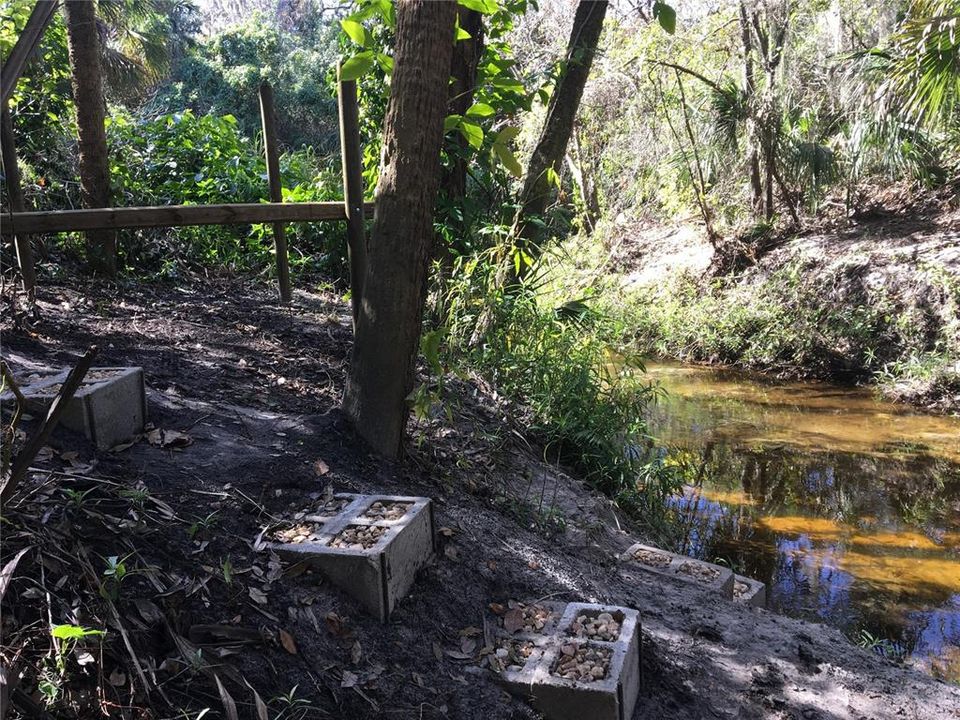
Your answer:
(2, 280), (959, 719)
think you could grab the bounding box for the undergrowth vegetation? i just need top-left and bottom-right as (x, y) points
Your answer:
(616, 258), (960, 404)
(430, 247), (683, 537)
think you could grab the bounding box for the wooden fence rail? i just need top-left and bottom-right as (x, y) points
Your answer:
(0, 201), (374, 237)
(2, 4), (370, 303)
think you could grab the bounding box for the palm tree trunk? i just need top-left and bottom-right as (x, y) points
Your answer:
(64, 0), (116, 277)
(342, 0), (457, 458)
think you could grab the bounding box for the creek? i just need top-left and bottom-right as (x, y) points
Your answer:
(643, 362), (960, 681)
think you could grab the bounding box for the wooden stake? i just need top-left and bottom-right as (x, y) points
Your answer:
(258, 82), (292, 303)
(338, 64), (367, 330)
(1, 102), (37, 296)
(0, 0), (58, 106)
(2, 346), (98, 506)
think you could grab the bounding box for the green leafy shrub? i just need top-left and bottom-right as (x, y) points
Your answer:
(156, 14), (340, 151)
(106, 109), (346, 276)
(434, 246), (681, 530)
(620, 259), (960, 389)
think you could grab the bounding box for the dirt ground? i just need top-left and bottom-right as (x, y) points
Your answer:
(2, 280), (959, 719)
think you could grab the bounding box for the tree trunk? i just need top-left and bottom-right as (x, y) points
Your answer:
(513, 0), (607, 261)
(435, 7), (484, 262)
(739, 1), (763, 214)
(64, 0), (116, 277)
(341, 0), (457, 459)
(566, 124), (600, 230)
(444, 7), (484, 204)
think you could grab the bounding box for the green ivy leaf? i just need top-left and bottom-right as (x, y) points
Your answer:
(458, 0), (499, 14)
(455, 15), (471, 41)
(459, 120), (484, 149)
(340, 19), (368, 46)
(52, 625), (105, 640)
(420, 328), (445, 376)
(376, 53), (394, 74)
(465, 102), (495, 118)
(653, 2), (676, 34)
(493, 142), (523, 178)
(444, 114), (463, 132)
(340, 52), (375, 81)
(546, 166), (560, 188)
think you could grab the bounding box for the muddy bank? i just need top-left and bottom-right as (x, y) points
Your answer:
(2, 281), (959, 719)
(612, 209), (960, 413)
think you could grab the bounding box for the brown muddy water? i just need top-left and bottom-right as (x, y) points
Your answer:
(642, 362), (960, 682)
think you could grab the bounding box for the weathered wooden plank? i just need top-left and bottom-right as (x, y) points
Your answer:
(338, 66), (367, 329)
(258, 82), (292, 303)
(0, 202), (375, 236)
(1, 102), (37, 294)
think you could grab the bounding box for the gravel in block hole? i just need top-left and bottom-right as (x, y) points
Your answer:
(676, 561), (721, 583)
(734, 580), (751, 598)
(329, 524), (386, 549)
(498, 601), (556, 634)
(361, 500), (412, 521)
(491, 638), (537, 673)
(632, 548), (672, 567)
(567, 610), (622, 642)
(270, 522), (325, 544)
(551, 643), (612, 683)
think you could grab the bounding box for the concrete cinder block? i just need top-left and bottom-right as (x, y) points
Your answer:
(496, 601), (641, 720)
(265, 494), (434, 621)
(23, 367), (147, 450)
(733, 574), (766, 608)
(621, 542), (734, 599)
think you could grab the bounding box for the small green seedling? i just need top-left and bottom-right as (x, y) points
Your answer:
(101, 553), (136, 600)
(188, 511), (220, 539)
(41, 625), (105, 704)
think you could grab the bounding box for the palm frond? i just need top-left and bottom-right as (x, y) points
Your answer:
(708, 79), (748, 152)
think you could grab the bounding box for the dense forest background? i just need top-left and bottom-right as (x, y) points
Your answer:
(2, 0), (959, 506)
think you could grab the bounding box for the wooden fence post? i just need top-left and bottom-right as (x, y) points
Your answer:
(1, 0), (58, 106)
(258, 82), (292, 303)
(337, 64), (366, 331)
(1, 102), (37, 296)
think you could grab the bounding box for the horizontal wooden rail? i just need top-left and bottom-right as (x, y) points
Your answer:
(0, 201), (375, 236)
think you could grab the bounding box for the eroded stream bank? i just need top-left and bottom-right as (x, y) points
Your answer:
(642, 361), (960, 681)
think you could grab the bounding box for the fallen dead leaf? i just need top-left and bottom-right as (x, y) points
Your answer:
(110, 437), (141, 453)
(147, 428), (193, 449)
(350, 640), (362, 665)
(108, 668), (126, 687)
(502, 608), (524, 634)
(313, 458), (330, 476)
(341, 670), (359, 688)
(279, 629), (297, 655)
(438, 526), (455, 537)
(215, 674), (239, 720)
(248, 587), (268, 605)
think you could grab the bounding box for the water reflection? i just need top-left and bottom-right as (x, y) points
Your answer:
(643, 362), (960, 681)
